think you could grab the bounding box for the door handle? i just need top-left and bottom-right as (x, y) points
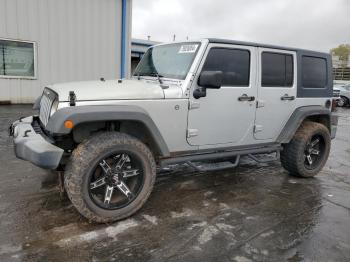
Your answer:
(238, 94), (255, 101)
(281, 94), (295, 101)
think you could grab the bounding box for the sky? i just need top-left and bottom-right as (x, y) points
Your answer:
(132, 0), (350, 52)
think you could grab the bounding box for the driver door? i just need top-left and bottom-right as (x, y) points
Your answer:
(187, 44), (257, 147)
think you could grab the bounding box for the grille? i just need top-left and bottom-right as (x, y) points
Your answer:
(39, 88), (57, 126)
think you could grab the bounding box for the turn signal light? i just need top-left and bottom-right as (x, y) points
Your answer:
(64, 120), (74, 129)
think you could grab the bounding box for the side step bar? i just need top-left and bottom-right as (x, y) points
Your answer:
(186, 156), (240, 172)
(160, 145), (282, 167)
(247, 151), (280, 163)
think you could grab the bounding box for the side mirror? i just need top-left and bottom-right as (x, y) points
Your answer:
(198, 71), (223, 89)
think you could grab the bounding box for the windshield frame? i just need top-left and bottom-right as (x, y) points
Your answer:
(133, 42), (201, 80)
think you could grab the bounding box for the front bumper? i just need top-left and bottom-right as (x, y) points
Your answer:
(10, 116), (64, 169)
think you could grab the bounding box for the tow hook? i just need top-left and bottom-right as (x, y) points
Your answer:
(23, 130), (32, 137)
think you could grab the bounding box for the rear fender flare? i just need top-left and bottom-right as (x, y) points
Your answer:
(277, 106), (331, 143)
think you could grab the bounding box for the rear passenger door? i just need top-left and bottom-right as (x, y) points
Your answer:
(254, 48), (297, 140)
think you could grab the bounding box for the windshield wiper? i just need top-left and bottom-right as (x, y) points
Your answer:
(155, 73), (163, 84)
(138, 72), (164, 84)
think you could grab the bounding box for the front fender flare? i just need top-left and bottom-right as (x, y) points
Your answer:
(46, 105), (170, 157)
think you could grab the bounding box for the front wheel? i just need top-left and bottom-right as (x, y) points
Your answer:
(64, 132), (156, 223)
(280, 122), (331, 178)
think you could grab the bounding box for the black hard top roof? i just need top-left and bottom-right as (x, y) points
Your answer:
(207, 38), (330, 56)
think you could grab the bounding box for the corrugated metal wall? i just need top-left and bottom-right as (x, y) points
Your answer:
(0, 0), (132, 103)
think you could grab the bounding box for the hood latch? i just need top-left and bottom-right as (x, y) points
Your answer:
(69, 91), (76, 106)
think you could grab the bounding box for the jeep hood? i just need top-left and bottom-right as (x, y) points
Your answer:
(48, 79), (165, 101)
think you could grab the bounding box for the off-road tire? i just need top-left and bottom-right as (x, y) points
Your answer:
(64, 132), (156, 223)
(280, 121), (331, 178)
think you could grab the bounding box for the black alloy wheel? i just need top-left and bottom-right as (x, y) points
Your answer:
(88, 152), (144, 210)
(304, 135), (325, 170)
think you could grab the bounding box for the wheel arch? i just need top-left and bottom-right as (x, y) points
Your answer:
(277, 106), (331, 144)
(46, 105), (170, 157)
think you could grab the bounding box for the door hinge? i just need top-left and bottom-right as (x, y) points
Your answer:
(256, 100), (265, 108)
(254, 125), (263, 133)
(187, 129), (199, 138)
(189, 101), (200, 110)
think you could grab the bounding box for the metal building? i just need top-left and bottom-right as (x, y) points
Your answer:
(131, 38), (160, 74)
(0, 0), (132, 104)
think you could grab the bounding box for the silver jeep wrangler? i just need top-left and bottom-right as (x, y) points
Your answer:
(10, 39), (338, 222)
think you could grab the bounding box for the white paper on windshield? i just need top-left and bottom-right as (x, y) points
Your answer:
(178, 44), (199, 54)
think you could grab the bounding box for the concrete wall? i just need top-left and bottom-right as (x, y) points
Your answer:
(0, 0), (132, 103)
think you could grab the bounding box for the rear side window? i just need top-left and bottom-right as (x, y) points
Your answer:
(202, 48), (250, 86)
(261, 52), (293, 87)
(302, 56), (327, 88)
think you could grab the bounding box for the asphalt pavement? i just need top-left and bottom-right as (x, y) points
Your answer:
(0, 105), (349, 262)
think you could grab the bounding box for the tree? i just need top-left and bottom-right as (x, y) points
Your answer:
(331, 44), (350, 67)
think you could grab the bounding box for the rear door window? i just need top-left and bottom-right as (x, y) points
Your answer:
(261, 52), (293, 87)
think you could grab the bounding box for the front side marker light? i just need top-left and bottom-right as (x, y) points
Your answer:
(64, 120), (74, 129)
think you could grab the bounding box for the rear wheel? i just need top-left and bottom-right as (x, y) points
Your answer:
(280, 121), (331, 178)
(64, 132), (156, 223)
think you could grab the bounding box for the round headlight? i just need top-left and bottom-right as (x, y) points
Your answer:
(50, 99), (59, 116)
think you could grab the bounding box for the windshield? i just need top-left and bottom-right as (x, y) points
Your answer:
(133, 42), (200, 80)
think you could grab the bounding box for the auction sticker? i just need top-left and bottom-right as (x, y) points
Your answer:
(178, 44), (199, 53)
